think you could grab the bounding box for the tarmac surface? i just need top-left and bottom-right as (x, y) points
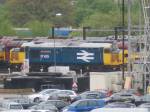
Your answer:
(0, 93), (28, 100)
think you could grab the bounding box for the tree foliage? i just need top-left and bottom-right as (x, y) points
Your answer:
(6, 0), (74, 26)
(74, 0), (118, 26)
(0, 4), (15, 36)
(24, 20), (52, 37)
(0, 0), (142, 37)
(74, 0), (142, 36)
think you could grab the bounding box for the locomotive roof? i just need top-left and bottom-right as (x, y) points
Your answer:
(2, 41), (26, 47)
(78, 43), (112, 48)
(22, 41), (113, 48)
(21, 41), (65, 47)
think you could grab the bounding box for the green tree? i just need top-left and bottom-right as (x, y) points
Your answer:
(24, 20), (52, 37)
(81, 11), (122, 36)
(75, 0), (141, 36)
(6, 0), (75, 26)
(74, 0), (118, 26)
(0, 4), (15, 36)
(82, 11), (121, 29)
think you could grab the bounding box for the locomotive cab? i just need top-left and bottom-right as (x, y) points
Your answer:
(103, 44), (122, 66)
(0, 45), (5, 62)
(9, 47), (25, 70)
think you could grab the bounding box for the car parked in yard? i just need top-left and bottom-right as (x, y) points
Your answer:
(62, 99), (105, 112)
(4, 96), (36, 109)
(138, 103), (150, 108)
(134, 94), (150, 106)
(1, 110), (53, 112)
(104, 102), (136, 108)
(27, 89), (59, 103)
(73, 91), (107, 101)
(119, 89), (142, 96)
(48, 90), (77, 102)
(109, 92), (140, 103)
(138, 94), (150, 102)
(28, 102), (58, 112)
(41, 100), (69, 110)
(91, 108), (149, 112)
(0, 100), (23, 110)
(48, 94), (71, 103)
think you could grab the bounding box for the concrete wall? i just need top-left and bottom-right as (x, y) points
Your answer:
(90, 71), (122, 92)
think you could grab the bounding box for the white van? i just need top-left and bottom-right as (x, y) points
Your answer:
(91, 108), (149, 112)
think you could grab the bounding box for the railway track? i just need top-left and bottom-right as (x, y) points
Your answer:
(0, 65), (20, 73)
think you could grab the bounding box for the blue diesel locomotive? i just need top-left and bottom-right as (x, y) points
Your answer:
(25, 42), (122, 72)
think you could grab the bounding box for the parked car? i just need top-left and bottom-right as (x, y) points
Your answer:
(138, 103), (150, 108)
(4, 96), (36, 109)
(109, 93), (139, 103)
(74, 91), (107, 101)
(119, 89), (142, 96)
(134, 94), (150, 106)
(39, 100), (69, 110)
(48, 90), (77, 101)
(96, 89), (113, 97)
(27, 89), (59, 103)
(104, 102), (136, 108)
(139, 94), (150, 102)
(28, 103), (58, 112)
(91, 108), (149, 112)
(1, 110), (53, 112)
(62, 99), (105, 112)
(0, 100), (23, 110)
(48, 94), (71, 103)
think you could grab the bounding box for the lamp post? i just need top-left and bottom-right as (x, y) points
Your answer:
(55, 13), (62, 27)
(122, 0), (125, 88)
(51, 26), (56, 72)
(52, 26), (55, 39)
(114, 26), (123, 40)
(52, 13), (62, 72)
(83, 27), (91, 40)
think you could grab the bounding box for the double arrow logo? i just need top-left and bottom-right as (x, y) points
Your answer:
(77, 50), (94, 62)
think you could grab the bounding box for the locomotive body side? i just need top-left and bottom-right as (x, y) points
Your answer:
(27, 47), (104, 65)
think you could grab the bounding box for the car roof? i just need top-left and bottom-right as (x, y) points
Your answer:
(91, 108), (149, 112)
(1, 100), (21, 105)
(108, 102), (133, 105)
(47, 100), (65, 102)
(42, 89), (59, 91)
(113, 93), (133, 95)
(139, 103), (150, 106)
(58, 90), (74, 91)
(79, 99), (105, 101)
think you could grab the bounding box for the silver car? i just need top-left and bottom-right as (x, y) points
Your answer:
(28, 89), (59, 103)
